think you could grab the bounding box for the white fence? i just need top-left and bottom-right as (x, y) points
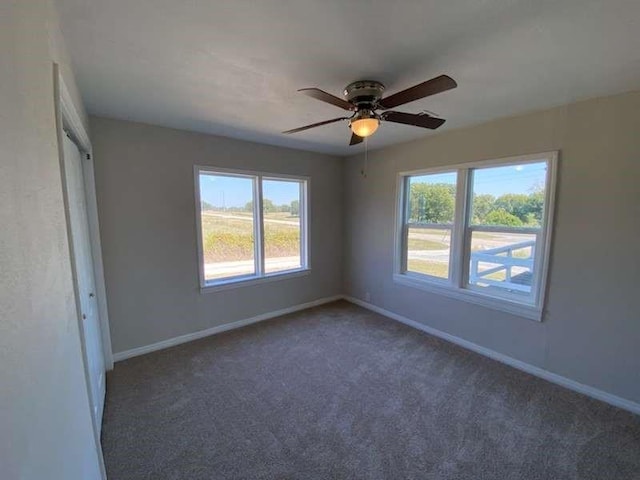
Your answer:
(469, 240), (535, 293)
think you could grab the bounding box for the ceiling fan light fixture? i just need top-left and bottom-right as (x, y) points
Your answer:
(284, 75), (456, 145)
(350, 113), (379, 138)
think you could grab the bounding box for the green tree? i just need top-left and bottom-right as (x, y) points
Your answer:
(262, 198), (276, 213)
(247, 199), (279, 213)
(524, 190), (544, 226)
(410, 183), (456, 223)
(290, 199), (299, 216)
(485, 208), (523, 227)
(471, 194), (495, 224)
(491, 191), (545, 226)
(494, 194), (530, 223)
(201, 200), (215, 211)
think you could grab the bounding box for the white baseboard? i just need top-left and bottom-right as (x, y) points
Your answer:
(112, 292), (639, 416)
(343, 295), (640, 416)
(112, 295), (343, 362)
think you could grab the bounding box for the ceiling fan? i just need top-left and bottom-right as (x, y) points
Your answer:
(283, 75), (457, 145)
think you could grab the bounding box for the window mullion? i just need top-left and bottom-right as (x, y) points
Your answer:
(399, 176), (407, 274)
(401, 224), (409, 273)
(451, 168), (469, 287)
(403, 177), (413, 274)
(461, 169), (474, 289)
(254, 176), (265, 276)
(300, 181), (307, 268)
(470, 225), (540, 234)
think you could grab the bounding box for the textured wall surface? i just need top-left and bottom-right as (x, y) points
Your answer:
(91, 117), (344, 354)
(0, 1), (102, 479)
(343, 91), (640, 404)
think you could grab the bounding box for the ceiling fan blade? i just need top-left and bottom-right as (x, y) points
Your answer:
(298, 88), (354, 111)
(378, 75), (457, 109)
(349, 132), (364, 146)
(282, 117), (348, 134)
(382, 111), (446, 129)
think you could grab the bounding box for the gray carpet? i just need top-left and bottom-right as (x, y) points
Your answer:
(102, 301), (640, 479)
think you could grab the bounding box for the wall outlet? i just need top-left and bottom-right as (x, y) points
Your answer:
(365, 292), (371, 302)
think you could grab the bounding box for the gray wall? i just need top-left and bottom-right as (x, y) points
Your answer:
(344, 91), (640, 404)
(0, 1), (102, 479)
(91, 117), (343, 354)
(93, 93), (639, 406)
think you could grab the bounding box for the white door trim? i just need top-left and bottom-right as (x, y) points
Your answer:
(55, 66), (113, 370)
(53, 63), (109, 480)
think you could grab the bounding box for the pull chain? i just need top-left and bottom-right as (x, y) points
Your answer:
(360, 136), (368, 178)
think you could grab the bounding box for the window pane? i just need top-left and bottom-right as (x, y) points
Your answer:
(469, 231), (537, 297)
(468, 162), (548, 300)
(406, 227), (452, 279)
(408, 172), (457, 224)
(199, 173), (255, 282)
(470, 162), (547, 227)
(262, 179), (303, 274)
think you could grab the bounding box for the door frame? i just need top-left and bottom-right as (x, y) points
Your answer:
(54, 63), (111, 480)
(54, 65), (113, 370)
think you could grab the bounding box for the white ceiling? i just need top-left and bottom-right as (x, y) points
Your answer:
(56, 0), (640, 156)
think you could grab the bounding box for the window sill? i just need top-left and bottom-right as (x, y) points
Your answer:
(200, 268), (311, 294)
(392, 273), (543, 321)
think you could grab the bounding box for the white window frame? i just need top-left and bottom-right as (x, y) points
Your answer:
(400, 170), (459, 285)
(393, 151), (558, 321)
(194, 166), (310, 292)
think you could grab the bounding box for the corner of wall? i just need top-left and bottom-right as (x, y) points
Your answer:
(46, 0), (90, 134)
(338, 155), (351, 295)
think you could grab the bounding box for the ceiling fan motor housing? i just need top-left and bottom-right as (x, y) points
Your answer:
(344, 81), (385, 110)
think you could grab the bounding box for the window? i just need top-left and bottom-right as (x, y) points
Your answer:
(404, 172), (457, 280)
(195, 167), (308, 289)
(395, 152), (557, 320)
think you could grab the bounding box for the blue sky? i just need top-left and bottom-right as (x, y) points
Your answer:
(473, 162), (547, 196)
(411, 161), (547, 197)
(200, 161), (547, 208)
(199, 174), (300, 208)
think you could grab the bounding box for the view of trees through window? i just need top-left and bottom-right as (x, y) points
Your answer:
(404, 161), (549, 299)
(406, 172), (456, 279)
(408, 176), (545, 227)
(467, 162), (547, 297)
(471, 190), (544, 227)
